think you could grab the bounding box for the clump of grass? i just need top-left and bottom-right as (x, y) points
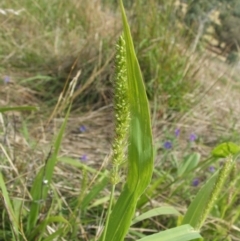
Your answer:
(0, 0), (119, 107)
(1, 0), (199, 113)
(130, 0), (196, 112)
(1, 1), (240, 241)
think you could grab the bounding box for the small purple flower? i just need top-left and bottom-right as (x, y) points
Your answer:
(175, 128), (180, 137)
(163, 141), (172, 149)
(79, 125), (86, 133)
(192, 178), (200, 187)
(3, 76), (10, 84)
(80, 154), (88, 162)
(189, 133), (197, 142)
(208, 166), (215, 173)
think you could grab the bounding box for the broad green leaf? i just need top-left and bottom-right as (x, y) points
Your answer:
(132, 206), (180, 225)
(212, 142), (240, 158)
(178, 153), (200, 177)
(99, 1), (153, 240)
(137, 224), (202, 241)
(0, 106), (38, 113)
(122, 0), (153, 200)
(182, 171), (219, 228)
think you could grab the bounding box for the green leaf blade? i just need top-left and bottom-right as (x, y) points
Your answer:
(121, 0), (153, 200)
(137, 224), (202, 241)
(99, 1), (153, 240)
(0, 172), (19, 239)
(132, 206), (180, 225)
(178, 153), (201, 177)
(0, 106), (38, 113)
(182, 171), (219, 228)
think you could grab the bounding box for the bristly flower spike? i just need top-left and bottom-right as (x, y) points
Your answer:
(102, 34), (130, 240)
(111, 34), (130, 185)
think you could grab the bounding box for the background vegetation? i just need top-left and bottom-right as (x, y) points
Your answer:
(1, 0), (240, 240)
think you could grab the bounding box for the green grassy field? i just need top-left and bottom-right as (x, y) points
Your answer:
(1, 1), (240, 240)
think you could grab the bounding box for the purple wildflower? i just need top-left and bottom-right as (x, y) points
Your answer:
(3, 76), (10, 84)
(192, 178), (200, 187)
(208, 166), (215, 173)
(79, 125), (86, 133)
(175, 128), (180, 137)
(163, 141), (172, 149)
(189, 133), (197, 142)
(80, 154), (88, 162)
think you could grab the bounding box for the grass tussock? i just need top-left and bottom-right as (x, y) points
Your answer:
(0, 0), (120, 107)
(1, 0), (240, 240)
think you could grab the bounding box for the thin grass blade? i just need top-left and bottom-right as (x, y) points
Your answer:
(0, 106), (38, 113)
(28, 216), (70, 240)
(26, 75), (78, 235)
(131, 206), (180, 225)
(0, 172), (19, 239)
(81, 175), (108, 210)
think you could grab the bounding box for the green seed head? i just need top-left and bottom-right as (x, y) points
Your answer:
(111, 34), (130, 184)
(113, 34), (130, 163)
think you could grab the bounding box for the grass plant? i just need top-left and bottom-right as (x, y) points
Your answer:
(0, 1), (240, 241)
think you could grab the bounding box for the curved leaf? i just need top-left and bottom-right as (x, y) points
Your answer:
(182, 171), (219, 228)
(132, 206), (180, 225)
(137, 224), (202, 241)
